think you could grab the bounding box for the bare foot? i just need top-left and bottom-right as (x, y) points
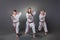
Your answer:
(45, 32), (48, 35)
(16, 35), (19, 40)
(33, 35), (36, 38)
(25, 32), (27, 35)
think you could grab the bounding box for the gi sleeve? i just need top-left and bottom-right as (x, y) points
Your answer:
(32, 11), (36, 16)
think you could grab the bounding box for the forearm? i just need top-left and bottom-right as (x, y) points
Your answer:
(32, 11), (36, 16)
(11, 16), (13, 21)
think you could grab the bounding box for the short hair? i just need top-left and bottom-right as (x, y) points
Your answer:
(40, 9), (46, 12)
(28, 8), (31, 9)
(13, 10), (17, 12)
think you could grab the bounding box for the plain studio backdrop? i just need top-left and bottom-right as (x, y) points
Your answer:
(0, 0), (60, 40)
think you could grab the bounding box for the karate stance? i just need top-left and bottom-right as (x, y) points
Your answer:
(11, 10), (22, 40)
(38, 9), (48, 35)
(25, 8), (36, 38)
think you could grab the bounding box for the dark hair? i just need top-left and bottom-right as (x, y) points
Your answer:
(29, 8), (31, 9)
(40, 9), (46, 12)
(13, 10), (17, 12)
(27, 8), (32, 13)
(27, 8), (33, 16)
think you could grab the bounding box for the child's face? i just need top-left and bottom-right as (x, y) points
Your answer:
(40, 11), (45, 15)
(28, 9), (32, 13)
(13, 11), (17, 15)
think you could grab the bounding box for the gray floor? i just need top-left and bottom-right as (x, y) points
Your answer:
(0, 27), (59, 40)
(0, 32), (57, 40)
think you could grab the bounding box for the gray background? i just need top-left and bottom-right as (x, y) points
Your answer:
(0, 0), (60, 40)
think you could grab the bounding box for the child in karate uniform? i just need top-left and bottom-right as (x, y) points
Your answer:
(25, 8), (36, 38)
(11, 10), (22, 40)
(38, 9), (48, 35)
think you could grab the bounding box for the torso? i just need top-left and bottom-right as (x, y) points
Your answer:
(39, 14), (45, 22)
(26, 13), (34, 23)
(12, 14), (19, 23)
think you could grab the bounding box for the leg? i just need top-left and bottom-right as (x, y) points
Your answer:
(25, 22), (29, 34)
(13, 23), (16, 32)
(38, 22), (43, 31)
(43, 22), (48, 35)
(15, 22), (19, 40)
(16, 22), (19, 34)
(31, 23), (36, 38)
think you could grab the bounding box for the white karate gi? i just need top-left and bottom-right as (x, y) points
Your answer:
(11, 12), (22, 34)
(25, 11), (36, 33)
(38, 13), (48, 32)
